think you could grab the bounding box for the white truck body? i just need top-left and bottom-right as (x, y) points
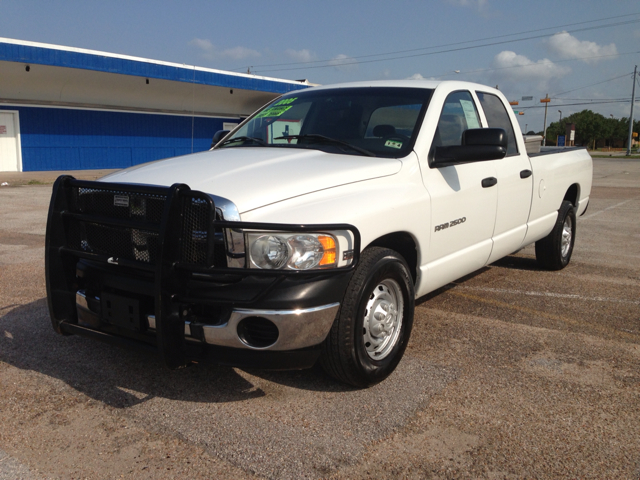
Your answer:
(46, 80), (592, 386)
(103, 80), (592, 297)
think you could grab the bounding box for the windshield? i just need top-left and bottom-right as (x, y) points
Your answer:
(218, 87), (433, 158)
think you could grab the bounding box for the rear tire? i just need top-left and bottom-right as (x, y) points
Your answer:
(320, 247), (414, 387)
(535, 200), (576, 270)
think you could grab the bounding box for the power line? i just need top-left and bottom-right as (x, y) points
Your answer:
(232, 11), (640, 72)
(556, 98), (631, 101)
(507, 71), (636, 108)
(551, 72), (633, 97)
(432, 51), (638, 80)
(520, 99), (639, 109)
(251, 17), (640, 74)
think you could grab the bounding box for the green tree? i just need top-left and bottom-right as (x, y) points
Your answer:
(541, 110), (639, 149)
(618, 117), (640, 148)
(568, 110), (607, 148)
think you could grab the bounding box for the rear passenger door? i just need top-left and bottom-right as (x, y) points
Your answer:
(421, 90), (498, 292)
(476, 91), (533, 263)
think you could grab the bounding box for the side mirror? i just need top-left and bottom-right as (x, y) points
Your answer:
(211, 130), (230, 148)
(433, 128), (508, 166)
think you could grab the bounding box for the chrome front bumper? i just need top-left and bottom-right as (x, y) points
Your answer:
(76, 290), (339, 352)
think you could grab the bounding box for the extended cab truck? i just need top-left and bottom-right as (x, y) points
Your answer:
(45, 81), (592, 387)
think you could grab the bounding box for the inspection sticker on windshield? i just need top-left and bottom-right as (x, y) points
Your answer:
(255, 105), (293, 119)
(384, 140), (403, 149)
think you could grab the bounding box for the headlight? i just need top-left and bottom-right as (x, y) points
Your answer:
(247, 232), (337, 270)
(249, 235), (289, 269)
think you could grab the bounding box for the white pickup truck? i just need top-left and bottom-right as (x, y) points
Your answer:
(45, 80), (592, 387)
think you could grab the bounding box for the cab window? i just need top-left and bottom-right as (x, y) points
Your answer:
(476, 92), (519, 156)
(433, 91), (481, 147)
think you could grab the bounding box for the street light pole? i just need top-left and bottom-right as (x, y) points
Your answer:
(558, 110), (562, 122)
(627, 65), (637, 156)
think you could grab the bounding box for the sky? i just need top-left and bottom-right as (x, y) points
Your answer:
(1, 0), (639, 134)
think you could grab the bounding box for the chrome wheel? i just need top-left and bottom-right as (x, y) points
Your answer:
(535, 201), (576, 271)
(363, 278), (404, 360)
(320, 247), (415, 387)
(561, 215), (573, 258)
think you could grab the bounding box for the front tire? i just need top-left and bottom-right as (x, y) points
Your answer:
(320, 247), (415, 387)
(535, 200), (576, 270)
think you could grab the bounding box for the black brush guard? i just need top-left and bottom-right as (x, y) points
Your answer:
(45, 175), (360, 369)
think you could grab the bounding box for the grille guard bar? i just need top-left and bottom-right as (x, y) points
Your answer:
(45, 175), (361, 369)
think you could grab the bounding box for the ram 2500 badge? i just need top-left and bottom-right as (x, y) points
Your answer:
(45, 81), (592, 387)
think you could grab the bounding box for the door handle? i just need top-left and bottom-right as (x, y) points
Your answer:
(481, 177), (497, 188)
(520, 169), (532, 179)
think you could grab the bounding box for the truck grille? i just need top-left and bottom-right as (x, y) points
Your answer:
(65, 184), (225, 268)
(73, 186), (166, 222)
(71, 221), (161, 264)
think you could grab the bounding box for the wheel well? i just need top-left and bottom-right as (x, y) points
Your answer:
(564, 184), (580, 207)
(368, 232), (418, 284)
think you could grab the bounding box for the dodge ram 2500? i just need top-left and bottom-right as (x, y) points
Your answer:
(45, 80), (592, 387)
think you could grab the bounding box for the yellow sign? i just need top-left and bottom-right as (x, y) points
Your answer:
(633, 132), (638, 138)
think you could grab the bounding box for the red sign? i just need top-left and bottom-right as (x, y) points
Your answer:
(0, 125), (7, 134)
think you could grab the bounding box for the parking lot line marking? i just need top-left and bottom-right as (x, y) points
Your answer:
(448, 291), (640, 341)
(582, 198), (639, 221)
(456, 286), (640, 306)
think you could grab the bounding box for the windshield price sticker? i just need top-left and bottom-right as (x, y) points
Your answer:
(274, 97), (297, 106)
(384, 140), (403, 149)
(255, 105), (293, 119)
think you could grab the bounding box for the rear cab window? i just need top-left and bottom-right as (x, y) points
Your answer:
(476, 92), (519, 156)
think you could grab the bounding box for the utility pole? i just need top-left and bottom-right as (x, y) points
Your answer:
(627, 65), (637, 156)
(541, 94), (550, 146)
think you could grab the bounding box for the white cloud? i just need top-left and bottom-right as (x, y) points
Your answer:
(222, 46), (261, 60)
(446, 0), (488, 8)
(190, 38), (215, 52)
(546, 31), (617, 63)
(490, 51), (571, 90)
(189, 38), (260, 61)
(406, 73), (438, 80)
(329, 54), (358, 72)
(285, 49), (316, 63)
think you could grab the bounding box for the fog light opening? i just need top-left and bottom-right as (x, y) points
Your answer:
(237, 317), (279, 348)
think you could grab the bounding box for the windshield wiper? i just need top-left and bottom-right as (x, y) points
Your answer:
(274, 134), (376, 157)
(220, 136), (267, 147)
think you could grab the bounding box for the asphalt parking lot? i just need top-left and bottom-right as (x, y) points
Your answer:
(1, 157), (639, 479)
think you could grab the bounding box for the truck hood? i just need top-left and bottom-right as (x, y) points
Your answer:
(100, 147), (401, 213)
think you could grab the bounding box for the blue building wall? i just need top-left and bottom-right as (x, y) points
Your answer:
(0, 106), (236, 171)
